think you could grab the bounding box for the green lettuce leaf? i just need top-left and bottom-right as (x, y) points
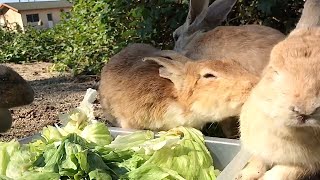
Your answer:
(107, 131), (154, 150)
(59, 142), (84, 177)
(59, 88), (97, 133)
(95, 146), (133, 162)
(118, 153), (147, 171)
(80, 122), (112, 146)
(17, 172), (60, 180)
(5, 147), (38, 179)
(124, 127), (218, 180)
(41, 126), (63, 143)
(0, 141), (20, 176)
(0, 175), (12, 180)
(88, 169), (112, 180)
(126, 164), (185, 180)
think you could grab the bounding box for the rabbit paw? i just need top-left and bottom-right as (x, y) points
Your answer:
(259, 170), (285, 180)
(235, 156), (268, 180)
(259, 165), (305, 180)
(235, 167), (264, 180)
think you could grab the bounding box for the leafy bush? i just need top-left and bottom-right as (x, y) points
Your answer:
(226, 0), (304, 34)
(52, 0), (188, 75)
(0, 0), (187, 74)
(127, 0), (188, 49)
(51, 0), (115, 74)
(0, 25), (57, 63)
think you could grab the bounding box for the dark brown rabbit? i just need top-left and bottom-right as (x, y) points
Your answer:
(0, 65), (34, 132)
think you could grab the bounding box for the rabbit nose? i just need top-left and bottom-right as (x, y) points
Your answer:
(290, 105), (320, 115)
(297, 114), (309, 124)
(290, 106), (311, 123)
(290, 106), (302, 114)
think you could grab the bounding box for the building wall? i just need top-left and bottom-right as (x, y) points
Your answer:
(0, 15), (4, 26)
(20, 7), (71, 30)
(0, 9), (23, 30)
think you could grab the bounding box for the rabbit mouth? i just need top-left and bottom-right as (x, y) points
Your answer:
(296, 114), (309, 124)
(288, 115), (320, 127)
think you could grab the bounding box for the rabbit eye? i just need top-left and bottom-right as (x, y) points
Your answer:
(173, 35), (178, 42)
(161, 56), (173, 60)
(203, 73), (216, 78)
(270, 66), (279, 75)
(0, 76), (9, 82)
(173, 34), (179, 42)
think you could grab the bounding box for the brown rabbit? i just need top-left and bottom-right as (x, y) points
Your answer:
(0, 65), (34, 132)
(173, 0), (285, 76)
(0, 65), (34, 108)
(237, 1), (320, 179)
(99, 43), (258, 131)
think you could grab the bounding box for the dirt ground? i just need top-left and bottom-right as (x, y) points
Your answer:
(0, 62), (108, 141)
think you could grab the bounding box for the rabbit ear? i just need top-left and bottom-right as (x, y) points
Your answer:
(295, 0), (320, 29)
(201, 0), (237, 30)
(187, 0), (209, 26)
(143, 57), (185, 90)
(173, 0), (236, 51)
(154, 50), (191, 63)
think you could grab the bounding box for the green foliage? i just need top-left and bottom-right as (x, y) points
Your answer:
(52, 0), (188, 75)
(52, 0), (115, 74)
(226, 0), (304, 34)
(0, 0), (187, 75)
(0, 0), (305, 75)
(127, 0), (188, 49)
(0, 26), (57, 63)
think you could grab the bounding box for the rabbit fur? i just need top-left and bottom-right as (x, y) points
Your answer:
(0, 65), (34, 108)
(0, 65), (34, 132)
(173, 0), (285, 76)
(237, 0), (320, 179)
(99, 43), (258, 131)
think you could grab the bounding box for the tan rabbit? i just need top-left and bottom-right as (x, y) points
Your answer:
(173, 0), (285, 76)
(99, 43), (258, 131)
(174, 0), (285, 137)
(237, 1), (320, 179)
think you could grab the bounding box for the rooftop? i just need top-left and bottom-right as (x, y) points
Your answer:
(0, 0), (72, 12)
